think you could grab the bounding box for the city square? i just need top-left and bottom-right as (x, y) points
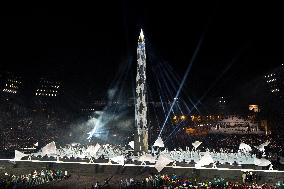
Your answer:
(0, 2), (284, 189)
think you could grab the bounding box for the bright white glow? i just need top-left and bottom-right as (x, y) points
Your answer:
(271, 89), (279, 93)
(128, 141), (134, 149)
(267, 78), (276, 83)
(153, 137), (164, 148)
(139, 29), (144, 41)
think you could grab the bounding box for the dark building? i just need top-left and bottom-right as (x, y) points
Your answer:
(264, 64), (284, 101)
(0, 72), (23, 97)
(35, 78), (60, 97)
(262, 64), (284, 135)
(32, 77), (61, 112)
(216, 96), (227, 113)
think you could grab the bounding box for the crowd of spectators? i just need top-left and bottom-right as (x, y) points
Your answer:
(0, 168), (70, 189)
(0, 98), (75, 153)
(88, 173), (284, 189)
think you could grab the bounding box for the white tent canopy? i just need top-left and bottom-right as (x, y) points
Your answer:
(128, 141), (134, 149)
(153, 137), (164, 148)
(254, 157), (271, 166)
(14, 150), (27, 161)
(154, 154), (173, 172)
(192, 141), (202, 149)
(41, 141), (57, 156)
(195, 152), (214, 168)
(239, 143), (252, 152)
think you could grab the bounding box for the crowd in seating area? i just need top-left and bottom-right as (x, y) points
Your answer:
(0, 99), (76, 152)
(0, 168), (70, 189)
(88, 173), (284, 189)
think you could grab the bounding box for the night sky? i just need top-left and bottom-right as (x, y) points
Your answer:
(0, 2), (282, 103)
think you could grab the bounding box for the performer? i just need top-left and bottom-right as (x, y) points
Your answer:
(242, 172), (246, 183)
(212, 162), (217, 169)
(269, 164), (273, 170)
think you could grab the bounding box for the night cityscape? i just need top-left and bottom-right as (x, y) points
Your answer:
(0, 2), (284, 189)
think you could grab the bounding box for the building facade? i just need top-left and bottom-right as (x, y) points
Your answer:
(33, 77), (61, 112)
(264, 64), (284, 100)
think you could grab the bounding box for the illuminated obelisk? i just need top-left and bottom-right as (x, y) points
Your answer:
(134, 29), (148, 153)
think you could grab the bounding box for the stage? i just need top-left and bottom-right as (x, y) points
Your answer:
(0, 159), (283, 185)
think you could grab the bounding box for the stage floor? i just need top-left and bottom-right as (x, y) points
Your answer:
(0, 160), (283, 185)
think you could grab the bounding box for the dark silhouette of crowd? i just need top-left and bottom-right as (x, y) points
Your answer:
(0, 98), (76, 154)
(0, 168), (70, 189)
(88, 173), (284, 189)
